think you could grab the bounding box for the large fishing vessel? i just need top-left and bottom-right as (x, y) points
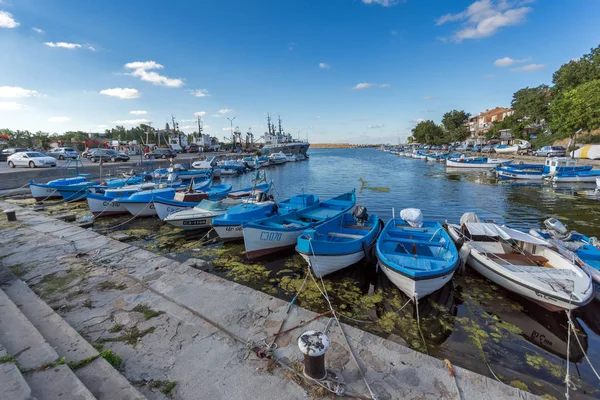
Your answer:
(261, 114), (309, 156)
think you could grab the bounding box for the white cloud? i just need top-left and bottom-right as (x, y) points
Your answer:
(436, 0), (533, 42)
(223, 127), (232, 131)
(44, 42), (95, 50)
(368, 124), (385, 129)
(0, 101), (24, 110)
(287, 42), (296, 51)
(191, 89), (210, 97)
(0, 11), (19, 28)
(319, 62), (330, 69)
(124, 60), (184, 88)
(113, 118), (151, 125)
(379, 83), (390, 88)
(353, 83), (377, 90)
(362, 0), (400, 6)
(48, 116), (70, 122)
(315, 116), (321, 120)
(412, 118), (425, 123)
(32, 27), (44, 34)
(493, 56), (530, 67)
(0, 86), (39, 98)
(212, 114), (221, 117)
(511, 63), (545, 72)
(219, 108), (232, 114)
(424, 95), (435, 100)
(100, 88), (141, 99)
(194, 111), (206, 117)
(129, 110), (147, 115)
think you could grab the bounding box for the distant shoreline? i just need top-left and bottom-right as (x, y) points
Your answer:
(310, 143), (379, 149)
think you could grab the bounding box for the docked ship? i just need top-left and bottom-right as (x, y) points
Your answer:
(261, 114), (309, 156)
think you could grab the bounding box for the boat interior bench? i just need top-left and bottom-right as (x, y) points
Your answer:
(383, 237), (444, 247)
(488, 252), (548, 266)
(344, 224), (371, 230)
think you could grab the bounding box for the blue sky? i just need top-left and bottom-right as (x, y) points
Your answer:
(1, 0), (599, 144)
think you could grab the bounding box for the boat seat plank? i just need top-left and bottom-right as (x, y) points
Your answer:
(393, 225), (429, 232)
(344, 224), (371, 230)
(490, 252), (548, 264)
(328, 232), (363, 239)
(383, 238), (444, 247)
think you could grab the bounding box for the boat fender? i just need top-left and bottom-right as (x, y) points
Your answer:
(458, 243), (471, 275)
(101, 181), (107, 186)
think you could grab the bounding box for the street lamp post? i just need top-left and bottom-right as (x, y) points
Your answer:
(227, 117), (236, 151)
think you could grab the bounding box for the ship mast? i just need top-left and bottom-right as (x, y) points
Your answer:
(197, 116), (203, 142)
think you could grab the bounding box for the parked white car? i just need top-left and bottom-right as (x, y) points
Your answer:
(7, 152), (57, 168)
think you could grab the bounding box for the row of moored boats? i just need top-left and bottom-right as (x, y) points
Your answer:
(28, 171), (600, 312)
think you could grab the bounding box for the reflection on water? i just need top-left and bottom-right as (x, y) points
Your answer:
(54, 148), (600, 399)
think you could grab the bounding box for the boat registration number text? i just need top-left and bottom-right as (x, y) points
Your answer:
(183, 219), (207, 226)
(260, 232), (282, 242)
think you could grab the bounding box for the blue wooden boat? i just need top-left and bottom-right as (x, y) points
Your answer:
(30, 175), (92, 201)
(212, 194), (319, 241)
(296, 207), (381, 277)
(243, 191), (356, 260)
(447, 156), (513, 168)
(552, 169), (600, 183)
(116, 188), (178, 217)
(376, 210), (459, 299)
(153, 184), (233, 220)
(497, 158), (592, 180)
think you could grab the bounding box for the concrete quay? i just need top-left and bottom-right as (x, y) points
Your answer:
(0, 201), (543, 400)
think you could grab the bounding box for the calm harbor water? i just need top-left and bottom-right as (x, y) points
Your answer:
(42, 148), (600, 399)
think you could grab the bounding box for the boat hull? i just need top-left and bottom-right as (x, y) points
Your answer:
(300, 250), (365, 278)
(166, 215), (217, 230)
(154, 201), (193, 220)
(122, 202), (157, 217)
(243, 225), (304, 259)
(446, 158), (512, 168)
(86, 194), (128, 216)
(29, 183), (62, 201)
(497, 169), (543, 180)
(213, 224), (243, 241)
(379, 261), (455, 299)
(552, 174), (600, 183)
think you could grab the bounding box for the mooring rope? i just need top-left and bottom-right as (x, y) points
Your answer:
(565, 310), (600, 382)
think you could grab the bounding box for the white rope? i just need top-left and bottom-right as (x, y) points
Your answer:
(94, 200), (153, 232)
(565, 309), (572, 400)
(308, 238), (378, 400)
(413, 293), (429, 355)
(565, 310), (600, 382)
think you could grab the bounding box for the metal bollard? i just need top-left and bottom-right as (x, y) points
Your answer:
(298, 330), (329, 380)
(4, 209), (16, 222)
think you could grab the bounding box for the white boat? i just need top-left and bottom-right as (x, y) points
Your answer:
(446, 156), (512, 168)
(551, 170), (600, 183)
(447, 214), (594, 311)
(597, 177), (600, 188)
(284, 153), (298, 162)
(494, 144), (520, 154)
(571, 145), (600, 160)
(296, 154), (307, 161)
(163, 199), (238, 230)
(268, 152), (287, 165)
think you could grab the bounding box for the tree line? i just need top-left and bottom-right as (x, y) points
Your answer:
(1, 124), (217, 150)
(411, 44), (600, 145)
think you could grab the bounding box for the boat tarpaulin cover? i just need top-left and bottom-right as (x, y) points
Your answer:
(400, 208), (423, 227)
(465, 223), (551, 246)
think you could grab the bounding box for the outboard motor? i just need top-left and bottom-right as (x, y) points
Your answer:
(255, 191), (267, 203)
(167, 172), (178, 182)
(352, 205), (369, 224)
(143, 173), (153, 182)
(544, 218), (570, 239)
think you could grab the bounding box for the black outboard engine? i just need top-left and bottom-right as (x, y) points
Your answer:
(352, 205), (369, 224)
(143, 173), (153, 182)
(255, 191), (267, 203)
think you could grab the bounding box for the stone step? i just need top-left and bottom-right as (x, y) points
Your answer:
(24, 364), (96, 400)
(0, 343), (35, 400)
(0, 288), (58, 370)
(0, 271), (146, 400)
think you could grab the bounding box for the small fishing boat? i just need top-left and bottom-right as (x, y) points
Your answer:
(530, 218), (600, 301)
(226, 181), (273, 199)
(30, 175), (91, 201)
(117, 188), (177, 217)
(447, 213), (594, 311)
(284, 153), (298, 162)
(551, 169), (600, 183)
(296, 206), (381, 277)
(268, 152), (287, 165)
(446, 156), (512, 168)
(86, 183), (159, 216)
(213, 193), (319, 241)
(153, 165), (211, 181)
(597, 177), (600, 188)
(376, 209), (459, 299)
(296, 154), (307, 161)
(163, 199), (239, 230)
(496, 164), (545, 180)
(153, 183), (232, 220)
(494, 144), (520, 154)
(243, 191), (356, 260)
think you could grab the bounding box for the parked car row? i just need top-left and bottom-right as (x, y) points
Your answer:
(534, 146), (566, 157)
(7, 152), (57, 168)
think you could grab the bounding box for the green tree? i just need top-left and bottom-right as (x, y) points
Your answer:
(552, 44), (600, 93)
(511, 85), (551, 124)
(441, 110), (470, 142)
(487, 115), (528, 140)
(411, 120), (445, 145)
(549, 79), (600, 138)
